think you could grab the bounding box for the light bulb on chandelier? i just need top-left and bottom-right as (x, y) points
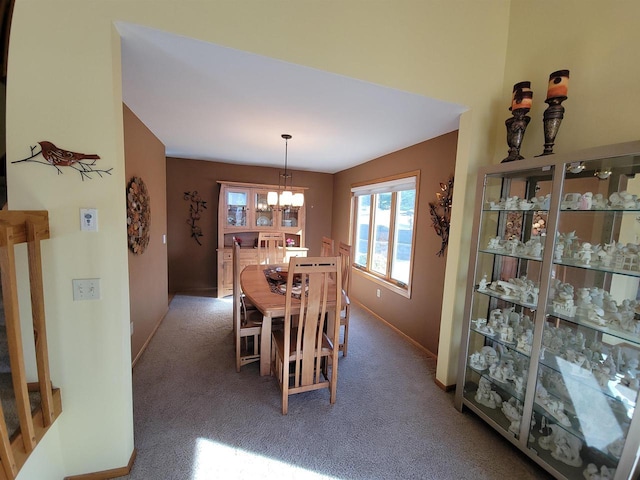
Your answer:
(267, 134), (304, 209)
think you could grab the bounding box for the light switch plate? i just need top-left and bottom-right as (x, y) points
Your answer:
(72, 278), (100, 301)
(80, 208), (98, 232)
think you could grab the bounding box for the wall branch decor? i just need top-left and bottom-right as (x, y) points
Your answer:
(429, 176), (454, 257)
(127, 176), (151, 254)
(184, 191), (207, 246)
(11, 141), (112, 180)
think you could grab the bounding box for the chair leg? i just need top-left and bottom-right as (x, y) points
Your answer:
(253, 334), (259, 355)
(282, 386), (288, 415)
(329, 350), (338, 405)
(235, 334), (241, 373)
(342, 320), (349, 357)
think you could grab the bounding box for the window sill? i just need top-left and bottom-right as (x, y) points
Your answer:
(352, 267), (411, 299)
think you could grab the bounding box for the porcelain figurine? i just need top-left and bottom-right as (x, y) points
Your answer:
(583, 463), (616, 480)
(475, 376), (502, 409)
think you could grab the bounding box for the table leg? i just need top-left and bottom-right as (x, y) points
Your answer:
(260, 314), (272, 376)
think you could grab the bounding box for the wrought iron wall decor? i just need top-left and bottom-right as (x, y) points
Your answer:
(126, 176), (151, 254)
(429, 176), (454, 257)
(184, 191), (207, 246)
(11, 141), (112, 180)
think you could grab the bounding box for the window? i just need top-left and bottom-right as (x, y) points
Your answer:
(351, 172), (419, 296)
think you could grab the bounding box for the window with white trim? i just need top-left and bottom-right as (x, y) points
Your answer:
(351, 172), (418, 295)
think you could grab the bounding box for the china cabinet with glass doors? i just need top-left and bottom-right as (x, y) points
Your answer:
(216, 181), (307, 298)
(455, 141), (640, 480)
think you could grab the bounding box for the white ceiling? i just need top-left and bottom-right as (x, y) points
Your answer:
(116, 22), (467, 174)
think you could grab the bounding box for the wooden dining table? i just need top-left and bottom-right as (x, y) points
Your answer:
(240, 263), (342, 376)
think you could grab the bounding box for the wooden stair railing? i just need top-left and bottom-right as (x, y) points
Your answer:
(0, 211), (61, 480)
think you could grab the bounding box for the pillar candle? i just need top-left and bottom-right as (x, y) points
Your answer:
(512, 90), (533, 111)
(547, 70), (570, 99)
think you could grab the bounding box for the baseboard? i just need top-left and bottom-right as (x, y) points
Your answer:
(434, 378), (456, 392)
(64, 448), (136, 480)
(352, 299), (437, 361)
(131, 304), (170, 368)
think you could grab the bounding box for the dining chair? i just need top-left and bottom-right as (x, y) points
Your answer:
(233, 241), (263, 372)
(320, 236), (334, 256)
(257, 231), (286, 265)
(337, 241), (352, 357)
(271, 256), (342, 414)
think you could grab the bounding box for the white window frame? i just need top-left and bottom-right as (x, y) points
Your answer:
(350, 171), (420, 299)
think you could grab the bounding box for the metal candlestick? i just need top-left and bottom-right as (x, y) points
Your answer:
(539, 96), (567, 156)
(502, 108), (531, 163)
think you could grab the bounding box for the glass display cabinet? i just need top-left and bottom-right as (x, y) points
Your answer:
(455, 141), (640, 480)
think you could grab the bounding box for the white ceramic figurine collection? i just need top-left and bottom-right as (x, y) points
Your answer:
(487, 190), (640, 212)
(555, 231), (640, 273)
(476, 189), (637, 476)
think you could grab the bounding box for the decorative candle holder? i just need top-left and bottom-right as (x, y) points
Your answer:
(539, 96), (567, 156)
(539, 70), (570, 156)
(502, 108), (531, 163)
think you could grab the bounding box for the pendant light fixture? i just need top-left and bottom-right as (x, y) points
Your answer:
(268, 134), (304, 208)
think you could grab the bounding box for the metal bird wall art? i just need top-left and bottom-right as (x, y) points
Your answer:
(11, 141), (112, 180)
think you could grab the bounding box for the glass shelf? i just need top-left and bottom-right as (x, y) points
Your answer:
(480, 248), (544, 262)
(545, 308), (640, 346)
(475, 288), (538, 311)
(470, 326), (533, 358)
(553, 258), (640, 278)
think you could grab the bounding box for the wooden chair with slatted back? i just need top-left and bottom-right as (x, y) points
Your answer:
(271, 256), (342, 414)
(320, 236), (334, 257)
(233, 241), (263, 372)
(337, 241), (352, 356)
(257, 231), (286, 265)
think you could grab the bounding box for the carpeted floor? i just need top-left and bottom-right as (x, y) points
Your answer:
(118, 294), (553, 480)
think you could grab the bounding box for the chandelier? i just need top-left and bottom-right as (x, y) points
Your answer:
(267, 134), (304, 208)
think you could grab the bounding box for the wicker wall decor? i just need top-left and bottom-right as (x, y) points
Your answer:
(126, 176), (151, 254)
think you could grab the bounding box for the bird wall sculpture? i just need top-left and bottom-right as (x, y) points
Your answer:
(11, 141), (112, 180)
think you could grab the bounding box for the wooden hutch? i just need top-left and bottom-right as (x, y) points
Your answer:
(216, 181), (308, 297)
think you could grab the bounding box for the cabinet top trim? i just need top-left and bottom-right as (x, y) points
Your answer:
(483, 140), (640, 176)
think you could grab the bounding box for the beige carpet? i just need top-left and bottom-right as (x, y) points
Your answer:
(118, 294), (553, 480)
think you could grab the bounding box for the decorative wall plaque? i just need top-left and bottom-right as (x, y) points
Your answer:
(126, 176), (150, 254)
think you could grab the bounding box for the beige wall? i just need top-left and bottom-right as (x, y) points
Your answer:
(334, 132), (458, 355)
(123, 105), (168, 363)
(166, 157), (333, 294)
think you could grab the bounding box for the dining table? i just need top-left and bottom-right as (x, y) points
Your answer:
(240, 263), (342, 376)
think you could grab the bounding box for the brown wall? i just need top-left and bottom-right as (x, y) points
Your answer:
(166, 157), (333, 294)
(333, 132), (458, 355)
(123, 104), (169, 361)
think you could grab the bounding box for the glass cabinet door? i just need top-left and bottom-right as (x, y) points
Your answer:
(254, 191), (274, 228)
(280, 206), (300, 230)
(225, 189), (248, 228)
(527, 155), (640, 479)
(462, 166), (554, 440)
